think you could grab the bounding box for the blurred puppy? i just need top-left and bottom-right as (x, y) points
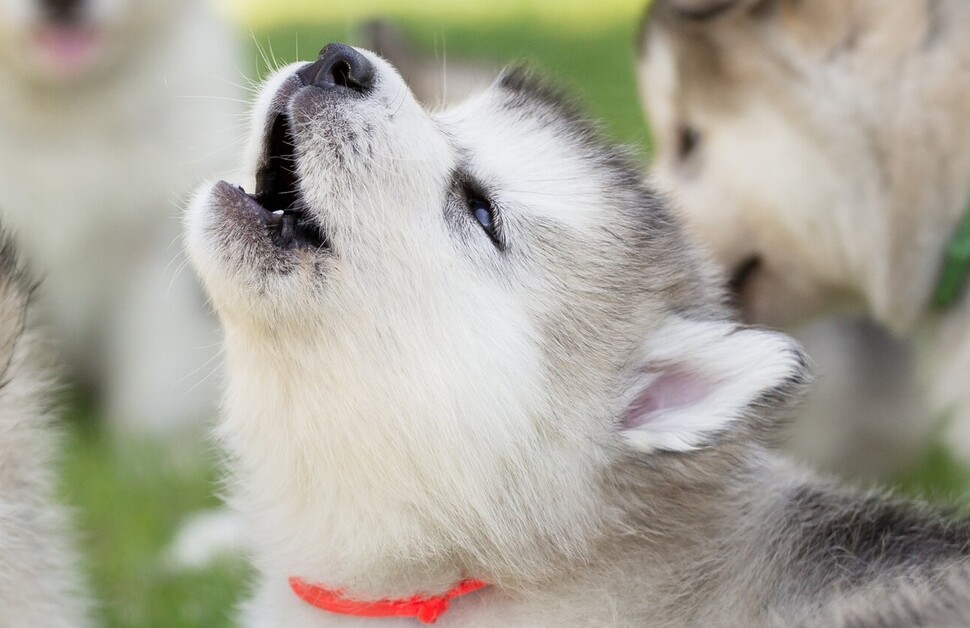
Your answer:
(0, 0), (243, 435)
(189, 44), (970, 626)
(0, 233), (89, 627)
(638, 0), (970, 466)
(359, 19), (496, 107)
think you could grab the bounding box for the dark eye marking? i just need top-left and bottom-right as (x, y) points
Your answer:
(450, 168), (504, 250)
(677, 124), (702, 161)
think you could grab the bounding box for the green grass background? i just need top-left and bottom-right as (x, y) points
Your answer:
(56, 2), (970, 626)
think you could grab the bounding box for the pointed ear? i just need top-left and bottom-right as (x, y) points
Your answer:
(618, 317), (809, 453)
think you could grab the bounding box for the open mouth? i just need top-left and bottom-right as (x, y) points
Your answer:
(228, 112), (329, 250)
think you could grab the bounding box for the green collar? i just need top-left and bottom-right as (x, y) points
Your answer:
(935, 202), (970, 309)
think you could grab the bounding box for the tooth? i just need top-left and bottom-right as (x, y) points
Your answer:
(272, 210), (284, 215)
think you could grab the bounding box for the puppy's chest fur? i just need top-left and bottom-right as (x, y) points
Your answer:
(222, 353), (778, 626)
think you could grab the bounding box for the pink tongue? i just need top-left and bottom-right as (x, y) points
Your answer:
(35, 26), (100, 72)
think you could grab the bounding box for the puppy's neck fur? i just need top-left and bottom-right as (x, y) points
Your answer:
(218, 321), (789, 608)
(219, 325), (619, 598)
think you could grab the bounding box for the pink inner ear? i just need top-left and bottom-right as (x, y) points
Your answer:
(621, 370), (714, 429)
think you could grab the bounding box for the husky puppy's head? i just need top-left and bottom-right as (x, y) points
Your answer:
(638, 0), (970, 332)
(187, 44), (808, 583)
(0, 0), (185, 83)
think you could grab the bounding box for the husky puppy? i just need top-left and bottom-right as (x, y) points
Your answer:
(0, 233), (89, 627)
(0, 0), (242, 434)
(188, 44), (970, 626)
(637, 0), (970, 463)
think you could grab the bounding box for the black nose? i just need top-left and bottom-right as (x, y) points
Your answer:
(43, 0), (83, 24)
(296, 43), (375, 95)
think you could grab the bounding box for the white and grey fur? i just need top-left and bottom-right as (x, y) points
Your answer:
(188, 46), (970, 626)
(360, 19), (920, 480)
(0, 232), (89, 627)
(0, 0), (243, 435)
(637, 0), (970, 467)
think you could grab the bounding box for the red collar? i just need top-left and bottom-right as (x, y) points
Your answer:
(289, 577), (489, 624)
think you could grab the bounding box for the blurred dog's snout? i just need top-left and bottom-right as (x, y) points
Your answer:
(297, 43), (375, 95)
(43, 0), (82, 23)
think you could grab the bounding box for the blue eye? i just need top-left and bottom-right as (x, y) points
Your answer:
(467, 194), (500, 247)
(472, 201), (493, 230)
(461, 182), (501, 248)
